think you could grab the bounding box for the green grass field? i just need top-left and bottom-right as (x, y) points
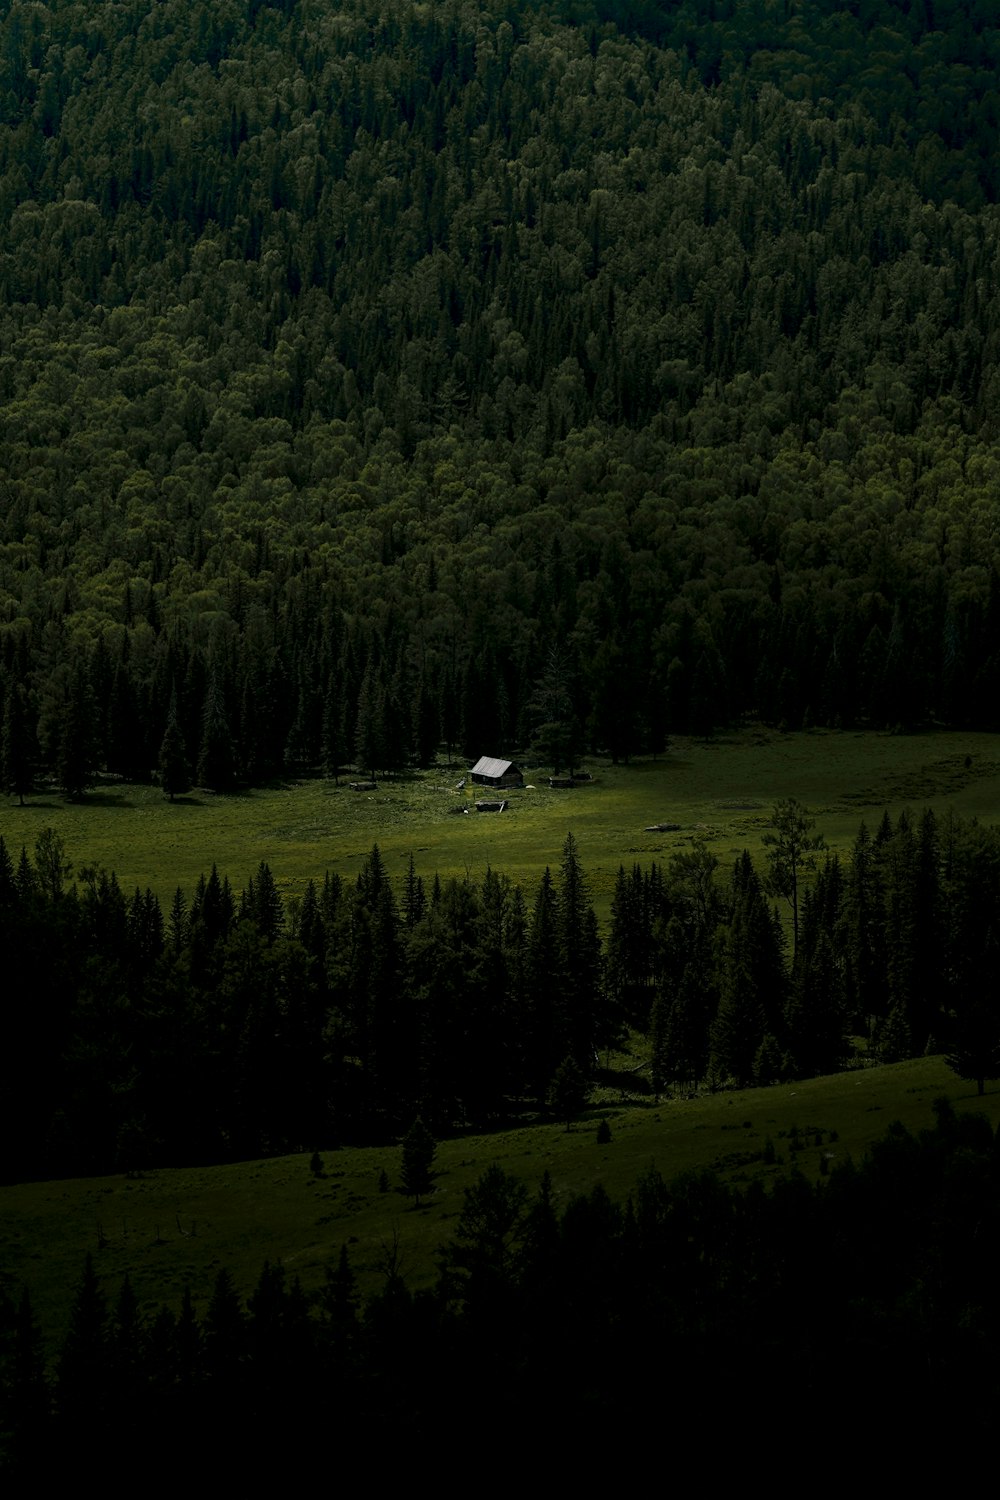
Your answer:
(4, 725), (1000, 920)
(4, 1055), (999, 1356)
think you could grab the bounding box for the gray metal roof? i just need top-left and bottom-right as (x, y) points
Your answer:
(471, 755), (515, 778)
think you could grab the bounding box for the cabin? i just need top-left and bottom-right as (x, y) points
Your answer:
(470, 755), (523, 789)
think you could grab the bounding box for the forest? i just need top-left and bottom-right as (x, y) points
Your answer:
(4, 0), (1000, 799)
(3, 1097), (999, 1472)
(3, 803), (999, 1183)
(4, 0), (1000, 1463)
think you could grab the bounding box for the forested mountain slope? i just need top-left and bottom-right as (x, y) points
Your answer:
(3, 0), (1000, 791)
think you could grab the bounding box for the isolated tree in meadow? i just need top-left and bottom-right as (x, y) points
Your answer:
(400, 1116), (436, 1206)
(945, 1001), (1000, 1096)
(549, 1053), (589, 1129)
(763, 798), (826, 956)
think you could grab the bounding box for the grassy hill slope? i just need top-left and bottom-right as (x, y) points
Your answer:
(5, 1053), (998, 1358)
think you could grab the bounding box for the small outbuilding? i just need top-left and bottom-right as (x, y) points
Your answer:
(470, 755), (523, 789)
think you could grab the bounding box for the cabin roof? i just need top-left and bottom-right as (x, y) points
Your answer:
(471, 755), (516, 778)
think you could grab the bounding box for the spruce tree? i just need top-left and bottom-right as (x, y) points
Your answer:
(57, 658), (98, 800)
(197, 674), (235, 791)
(1, 680), (33, 804)
(320, 676), (346, 782)
(354, 664), (381, 780)
(763, 799), (825, 958)
(549, 1054), (589, 1129)
(555, 832), (601, 1072)
(945, 1002), (1000, 1096)
(58, 1254), (108, 1435)
(400, 1116), (436, 1206)
(158, 691), (190, 800)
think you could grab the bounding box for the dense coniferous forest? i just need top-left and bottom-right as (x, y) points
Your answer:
(3, 807), (999, 1182)
(3, 0), (1000, 795)
(5, 1), (1000, 1459)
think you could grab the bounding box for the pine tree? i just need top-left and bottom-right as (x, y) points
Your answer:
(1, 679), (33, 804)
(321, 675), (346, 781)
(321, 1244), (359, 1354)
(158, 690), (190, 800)
(711, 852), (786, 1085)
(197, 674), (235, 791)
(58, 1254), (108, 1435)
(526, 867), (560, 1105)
(443, 1163), (530, 1306)
(945, 1001), (1000, 1096)
(549, 1053), (589, 1129)
(555, 832), (601, 1072)
(57, 658), (98, 800)
(762, 798), (825, 957)
(354, 663), (381, 780)
(649, 987), (672, 1101)
(400, 1116), (436, 1206)
(5, 1288), (50, 1464)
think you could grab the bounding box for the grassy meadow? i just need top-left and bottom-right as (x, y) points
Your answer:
(3, 725), (1000, 920)
(5, 1054), (999, 1356)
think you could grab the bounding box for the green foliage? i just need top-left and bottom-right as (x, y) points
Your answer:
(399, 1118), (436, 1206)
(444, 1164), (531, 1299)
(157, 696), (190, 801)
(762, 800), (826, 955)
(549, 1054), (590, 1129)
(944, 1003), (1000, 1096)
(0, 0), (999, 807)
(1, 682), (33, 805)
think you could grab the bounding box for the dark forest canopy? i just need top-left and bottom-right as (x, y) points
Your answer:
(3, 0), (1000, 795)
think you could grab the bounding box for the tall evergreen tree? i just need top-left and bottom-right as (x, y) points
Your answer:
(354, 663), (381, 780)
(197, 675), (236, 792)
(762, 799), (825, 958)
(554, 832), (602, 1073)
(711, 852), (786, 1086)
(400, 1116), (436, 1206)
(0, 679), (33, 804)
(57, 658), (98, 800)
(158, 689), (191, 800)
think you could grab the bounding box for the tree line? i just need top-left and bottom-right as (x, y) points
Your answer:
(4, 805), (1000, 1183)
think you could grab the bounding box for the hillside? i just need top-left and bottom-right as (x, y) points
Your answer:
(3, 0), (1000, 801)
